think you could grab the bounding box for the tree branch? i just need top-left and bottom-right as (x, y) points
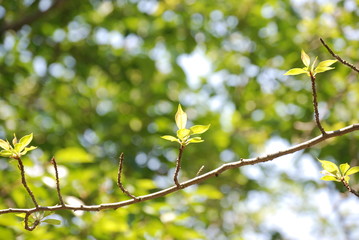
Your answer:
(173, 145), (185, 188)
(1, 123), (358, 231)
(0, 0), (66, 34)
(320, 38), (359, 73)
(50, 157), (65, 206)
(309, 72), (326, 135)
(16, 157), (39, 208)
(117, 153), (137, 200)
(341, 180), (359, 198)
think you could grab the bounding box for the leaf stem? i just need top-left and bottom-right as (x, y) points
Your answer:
(117, 153), (137, 200)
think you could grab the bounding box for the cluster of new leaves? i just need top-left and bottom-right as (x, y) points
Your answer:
(0, 133), (37, 159)
(161, 105), (210, 146)
(284, 50), (337, 76)
(319, 159), (359, 183)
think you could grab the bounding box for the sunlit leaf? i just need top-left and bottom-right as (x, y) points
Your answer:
(15, 133), (34, 153)
(20, 146), (37, 155)
(161, 135), (179, 142)
(339, 163), (350, 175)
(311, 56), (318, 72)
(175, 104), (187, 130)
(0, 150), (13, 157)
(12, 134), (17, 146)
(284, 68), (308, 75)
(42, 219), (61, 225)
(346, 166), (359, 176)
(318, 159), (339, 174)
(186, 137), (204, 144)
(177, 128), (191, 141)
(0, 139), (10, 150)
(190, 124), (211, 135)
(316, 60), (337, 68)
(320, 176), (339, 181)
(301, 49), (310, 67)
(314, 66), (334, 75)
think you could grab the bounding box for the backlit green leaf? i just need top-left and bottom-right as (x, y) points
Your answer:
(346, 166), (359, 176)
(339, 163), (350, 175)
(320, 176), (339, 181)
(190, 124), (211, 135)
(0, 139), (10, 150)
(301, 49), (310, 67)
(186, 137), (204, 144)
(316, 60), (337, 68)
(42, 219), (61, 225)
(161, 135), (179, 142)
(284, 68), (308, 75)
(177, 128), (191, 141)
(314, 66), (334, 75)
(0, 150), (13, 157)
(318, 159), (339, 174)
(15, 133), (34, 153)
(175, 104), (187, 130)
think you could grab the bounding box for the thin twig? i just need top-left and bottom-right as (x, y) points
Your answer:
(196, 165), (205, 176)
(0, 124), (358, 231)
(309, 72), (326, 135)
(173, 145), (185, 188)
(320, 38), (359, 73)
(341, 180), (359, 198)
(51, 157), (65, 206)
(117, 153), (137, 200)
(24, 212), (40, 231)
(16, 157), (39, 208)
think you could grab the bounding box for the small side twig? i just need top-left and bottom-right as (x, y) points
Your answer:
(320, 38), (359, 73)
(341, 180), (359, 198)
(309, 72), (326, 135)
(16, 157), (39, 208)
(51, 157), (65, 206)
(117, 153), (137, 200)
(24, 212), (40, 231)
(196, 165), (205, 176)
(174, 145), (185, 188)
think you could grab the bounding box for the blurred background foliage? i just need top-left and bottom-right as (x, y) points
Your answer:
(0, 0), (359, 239)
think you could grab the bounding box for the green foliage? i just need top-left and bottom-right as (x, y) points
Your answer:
(0, 133), (37, 159)
(318, 159), (359, 183)
(284, 50), (337, 77)
(161, 104), (210, 146)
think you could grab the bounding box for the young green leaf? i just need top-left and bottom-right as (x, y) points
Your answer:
(42, 219), (61, 225)
(320, 175), (340, 182)
(301, 49), (310, 67)
(0, 139), (10, 150)
(190, 124), (211, 135)
(339, 163), (350, 175)
(346, 166), (359, 176)
(0, 150), (13, 157)
(284, 68), (308, 76)
(161, 135), (179, 142)
(186, 137), (204, 144)
(12, 134), (17, 146)
(175, 104), (187, 130)
(177, 128), (191, 141)
(316, 60), (337, 68)
(318, 159), (339, 174)
(17, 133), (33, 151)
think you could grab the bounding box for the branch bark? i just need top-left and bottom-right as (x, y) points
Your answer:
(1, 123), (358, 228)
